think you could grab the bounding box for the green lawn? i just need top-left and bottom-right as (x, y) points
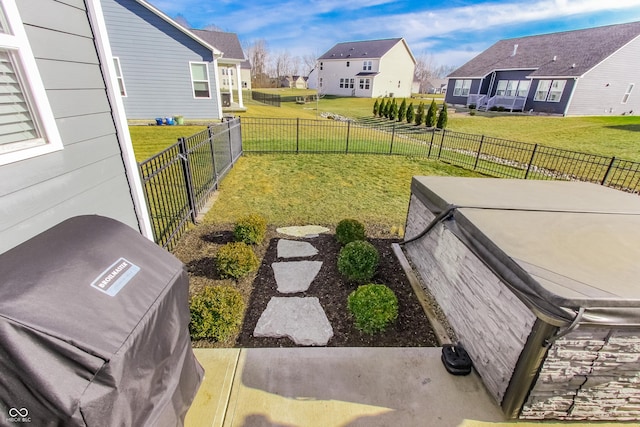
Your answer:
(129, 125), (207, 161)
(202, 153), (482, 231)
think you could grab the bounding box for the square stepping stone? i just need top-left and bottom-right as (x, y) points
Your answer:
(253, 297), (333, 346)
(272, 261), (322, 293)
(277, 239), (318, 258)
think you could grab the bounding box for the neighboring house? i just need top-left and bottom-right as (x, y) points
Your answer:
(192, 29), (248, 109)
(101, 0), (224, 120)
(280, 75), (307, 89)
(241, 59), (252, 90)
(307, 67), (318, 90)
(0, 0), (152, 254)
(317, 38), (416, 98)
(424, 78), (447, 94)
(446, 21), (640, 116)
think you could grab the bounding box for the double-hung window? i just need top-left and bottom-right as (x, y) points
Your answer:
(496, 80), (530, 97)
(534, 79), (565, 102)
(0, 0), (63, 165)
(453, 79), (471, 96)
(363, 60), (372, 71)
(190, 62), (210, 98)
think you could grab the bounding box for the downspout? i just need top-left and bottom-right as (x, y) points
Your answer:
(562, 77), (579, 117)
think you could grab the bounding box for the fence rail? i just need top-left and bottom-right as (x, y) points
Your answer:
(138, 118), (242, 250)
(251, 91), (280, 107)
(241, 117), (640, 194)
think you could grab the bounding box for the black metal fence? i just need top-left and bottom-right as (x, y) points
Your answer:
(241, 117), (640, 194)
(251, 91), (280, 107)
(138, 118), (242, 250)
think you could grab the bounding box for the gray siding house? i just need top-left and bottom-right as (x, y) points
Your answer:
(446, 21), (640, 116)
(101, 0), (223, 120)
(0, 0), (152, 254)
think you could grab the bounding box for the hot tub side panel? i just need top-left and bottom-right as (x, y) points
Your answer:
(522, 328), (640, 421)
(404, 194), (537, 403)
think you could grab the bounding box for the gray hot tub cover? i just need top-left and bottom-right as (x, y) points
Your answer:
(0, 216), (203, 426)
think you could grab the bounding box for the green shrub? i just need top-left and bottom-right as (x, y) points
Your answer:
(415, 102), (425, 126)
(189, 286), (245, 341)
(215, 242), (259, 279)
(373, 99), (379, 117)
(406, 102), (414, 123)
(398, 99), (407, 122)
(335, 219), (366, 245)
(437, 102), (448, 129)
(426, 99), (438, 127)
(468, 104), (477, 110)
(348, 284), (398, 334)
(233, 214), (267, 244)
(337, 240), (379, 282)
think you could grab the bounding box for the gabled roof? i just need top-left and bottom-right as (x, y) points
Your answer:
(191, 29), (247, 62)
(449, 21), (640, 79)
(131, 0), (221, 56)
(319, 38), (415, 63)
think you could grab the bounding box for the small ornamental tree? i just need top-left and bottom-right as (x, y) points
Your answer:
(385, 99), (392, 119)
(373, 99), (379, 117)
(389, 99), (398, 121)
(406, 102), (414, 124)
(381, 99), (388, 118)
(398, 99), (407, 122)
(415, 102), (425, 126)
(437, 102), (448, 129)
(426, 99), (438, 127)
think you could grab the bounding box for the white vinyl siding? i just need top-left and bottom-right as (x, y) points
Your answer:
(0, 0), (62, 165)
(534, 79), (565, 102)
(622, 83), (634, 104)
(190, 62), (210, 98)
(112, 57), (126, 96)
(453, 79), (471, 96)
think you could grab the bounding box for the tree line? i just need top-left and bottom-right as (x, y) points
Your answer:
(373, 98), (448, 129)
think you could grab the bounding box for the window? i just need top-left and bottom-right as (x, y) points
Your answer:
(319, 77), (323, 88)
(190, 62), (210, 98)
(505, 80), (518, 97)
(112, 57), (126, 97)
(517, 80), (530, 97)
(339, 78), (344, 88)
(496, 80), (530, 97)
(349, 78), (354, 89)
(346, 61), (350, 67)
(622, 83), (634, 104)
(229, 68), (233, 75)
(398, 80), (401, 88)
(363, 60), (372, 71)
(359, 78), (370, 90)
(340, 78), (353, 89)
(534, 79), (566, 102)
(453, 79), (471, 96)
(495, 80), (507, 96)
(222, 68), (227, 75)
(320, 62), (323, 70)
(0, 0), (62, 165)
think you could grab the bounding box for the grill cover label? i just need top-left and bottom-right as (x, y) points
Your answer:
(90, 258), (140, 296)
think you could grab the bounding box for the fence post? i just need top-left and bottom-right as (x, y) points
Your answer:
(524, 144), (539, 180)
(601, 156), (616, 185)
(296, 118), (300, 154)
(427, 129), (435, 158)
(437, 129), (446, 159)
(178, 137), (197, 222)
(473, 135), (485, 170)
(345, 121), (351, 154)
(227, 120), (234, 167)
(389, 123), (395, 155)
(208, 125), (219, 188)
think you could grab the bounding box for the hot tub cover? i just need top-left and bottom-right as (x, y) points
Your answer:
(0, 215), (203, 426)
(410, 177), (640, 326)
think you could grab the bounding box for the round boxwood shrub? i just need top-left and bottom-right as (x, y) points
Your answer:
(233, 214), (267, 245)
(348, 284), (398, 334)
(335, 219), (366, 245)
(189, 286), (245, 341)
(215, 242), (259, 279)
(337, 240), (379, 282)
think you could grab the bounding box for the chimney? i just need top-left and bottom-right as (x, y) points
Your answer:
(512, 44), (518, 56)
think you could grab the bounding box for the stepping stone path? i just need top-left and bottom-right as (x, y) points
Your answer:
(253, 232), (334, 346)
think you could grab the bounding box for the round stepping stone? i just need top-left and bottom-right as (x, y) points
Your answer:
(272, 261), (322, 293)
(253, 297), (333, 346)
(277, 239), (318, 258)
(276, 225), (330, 238)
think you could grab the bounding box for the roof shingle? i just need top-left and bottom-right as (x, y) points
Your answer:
(318, 38), (404, 60)
(191, 29), (246, 61)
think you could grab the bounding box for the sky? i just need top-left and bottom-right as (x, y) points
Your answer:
(148, 0), (640, 71)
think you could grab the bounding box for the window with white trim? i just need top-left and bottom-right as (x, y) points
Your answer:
(0, 0), (63, 165)
(363, 60), (372, 71)
(190, 62), (210, 98)
(453, 79), (471, 96)
(622, 83), (634, 104)
(495, 80), (530, 97)
(359, 78), (370, 90)
(112, 57), (126, 97)
(319, 77), (322, 88)
(534, 79), (565, 102)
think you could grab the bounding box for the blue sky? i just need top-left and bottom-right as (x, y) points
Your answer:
(148, 0), (640, 69)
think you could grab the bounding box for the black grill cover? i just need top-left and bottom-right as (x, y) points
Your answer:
(0, 216), (203, 426)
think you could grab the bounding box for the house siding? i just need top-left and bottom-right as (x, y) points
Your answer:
(101, 0), (221, 119)
(527, 78), (575, 115)
(445, 78), (481, 105)
(0, 0), (139, 253)
(565, 36), (640, 116)
(372, 41), (414, 98)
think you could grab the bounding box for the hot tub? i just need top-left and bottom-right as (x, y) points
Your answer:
(403, 177), (640, 421)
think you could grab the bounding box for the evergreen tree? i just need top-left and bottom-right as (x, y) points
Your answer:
(398, 99), (407, 122)
(406, 102), (415, 124)
(426, 99), (438, 127)
(389, 99), (398, 120)
(373, 99), (379, 117)
(437, 102), (448, 129)
(415, 102), (425, 126)
(380, 99), (388, 118)
(385, 99), (392, 119)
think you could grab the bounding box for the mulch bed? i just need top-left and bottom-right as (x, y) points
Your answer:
(174, 225), (438, 348)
